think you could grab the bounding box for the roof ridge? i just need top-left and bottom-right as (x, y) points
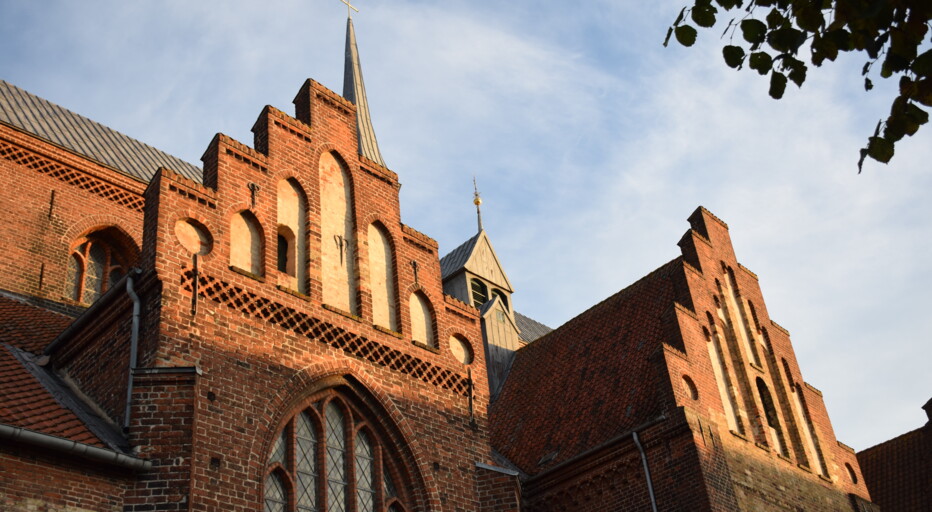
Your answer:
(0, 79), (203, 183)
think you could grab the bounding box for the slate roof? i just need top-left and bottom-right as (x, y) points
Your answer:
(857, 423), (931, 511)
(490, 258), (683, 475)
(439, 232), (481, 280)
(515, 312), (552, 343)
(0, 79), (202, 184)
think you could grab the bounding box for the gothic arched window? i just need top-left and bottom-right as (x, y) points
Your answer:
(264, 392), (410, 512)
(67, 231), (133, 304)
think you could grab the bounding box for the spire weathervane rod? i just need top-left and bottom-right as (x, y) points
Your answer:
(473, 177), (484, 233)
(340, 0), (359, 19)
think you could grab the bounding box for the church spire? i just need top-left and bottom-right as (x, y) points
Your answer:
(343, 6), (386, 167)
(473, 177), (484, 233)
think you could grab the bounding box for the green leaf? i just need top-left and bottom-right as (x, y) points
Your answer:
(883, 114), (907, 142)
(749, 52), (774, 75)
(905, 103), (929, 128)
(866, 136), (894, 163)
(769, 71), (787, 99)
(675, 25), (699, 47)
(768, 27), (805, 54)
(865, 77), (873, 91)
(827, 29), (851, 53)
(794, 4), (824, 32)
(858, 147), (868, 173)
(915, 79), (932, 107)
(715, 0), (741, 8)
(912, 49), (932, 77)
(664, 26), (674, 47)
(785, 59), (807, 87)
(723, 45), (746, 68)
(740, 19), (767, 44)
(766, 8), (785, 29)
(691, 4), (718, 28)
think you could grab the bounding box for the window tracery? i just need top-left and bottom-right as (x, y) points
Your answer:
(67, 232), (130, 304)
(264, 392), (409, 512)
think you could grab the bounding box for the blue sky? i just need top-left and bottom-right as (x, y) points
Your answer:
(1, 0), (929, 452)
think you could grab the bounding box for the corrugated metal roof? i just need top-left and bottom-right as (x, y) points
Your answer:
(0, 79), (202, 184)
(343, 18), (386, 167)
(515, 312), (552, 343)
(439, 232), (481, 280)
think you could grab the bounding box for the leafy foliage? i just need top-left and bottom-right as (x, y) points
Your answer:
(665, 0), (932, 171)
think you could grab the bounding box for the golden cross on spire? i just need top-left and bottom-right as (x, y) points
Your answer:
(340, 0), (359, 19)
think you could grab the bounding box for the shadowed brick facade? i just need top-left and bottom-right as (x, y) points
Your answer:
(0, 20), (880, 512)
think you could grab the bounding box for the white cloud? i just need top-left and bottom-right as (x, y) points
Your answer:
(1, 0), (928, 451)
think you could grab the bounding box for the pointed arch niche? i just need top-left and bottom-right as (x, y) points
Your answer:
(367, 223), (398, 331)
(263, 386), (415, 512)
(408, 292), (435, 348)
(277, 179), (308, 293)
(320, 151), (358, 314)
(230, 210), (264, 276)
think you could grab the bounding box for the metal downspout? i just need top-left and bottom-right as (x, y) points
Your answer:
(633, 430), (659, 512)
(123, 274), (141, 432)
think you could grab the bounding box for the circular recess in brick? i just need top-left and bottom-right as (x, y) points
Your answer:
(449, 335), (473, 365)
(682, 375), (699, 400)
(175, 218), (213, 255)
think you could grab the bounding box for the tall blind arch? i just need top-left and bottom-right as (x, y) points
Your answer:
(277, 179), (308, 293)
(320, 152), (358, 314)
(231, 210), (263, 276)
(367, 223), (398, 331)
(408, 292), (435, 348)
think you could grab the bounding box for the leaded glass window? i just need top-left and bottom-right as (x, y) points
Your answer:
(265, 473), (287, 512)
(296, 413), (317, 512)
(264, 395), (410, 512)
(355, 431), (375, 512)
(383, 465), (397, 500)
(325, 403), (347, 512)
(67, 234), (128, 304)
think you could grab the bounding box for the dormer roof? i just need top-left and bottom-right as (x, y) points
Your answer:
(439, 230), (513, 292)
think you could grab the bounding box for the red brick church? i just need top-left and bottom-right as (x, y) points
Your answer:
(0, 15), (878, 512)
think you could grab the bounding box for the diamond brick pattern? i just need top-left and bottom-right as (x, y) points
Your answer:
(182, 270), (469, 396)
(0, 139), (144, 211)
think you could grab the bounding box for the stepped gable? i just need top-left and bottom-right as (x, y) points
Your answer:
(0, 79), (202, 183)
(491, 258), (683, 474)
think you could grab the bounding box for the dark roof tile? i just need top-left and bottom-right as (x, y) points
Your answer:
(491, 258), (683, 475)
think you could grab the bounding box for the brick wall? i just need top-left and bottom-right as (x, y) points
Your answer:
(0, 445), (129, 511)
(0, 124), (144, 305)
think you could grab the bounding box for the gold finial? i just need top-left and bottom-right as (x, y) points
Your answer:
(340, 0), (359, 19)
(473, 177), (483, 232)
